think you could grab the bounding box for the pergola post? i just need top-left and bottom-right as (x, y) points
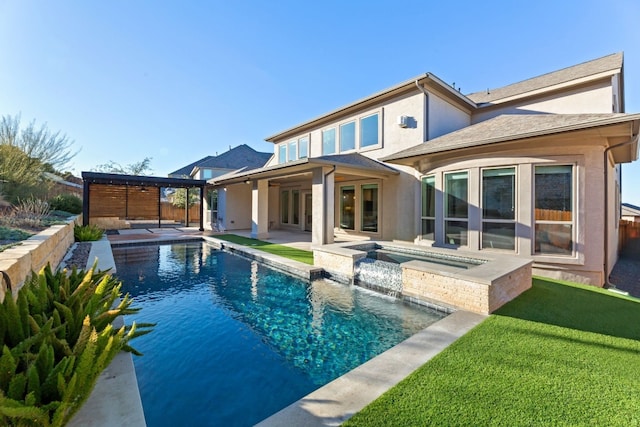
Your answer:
(199, 186), (204, 231)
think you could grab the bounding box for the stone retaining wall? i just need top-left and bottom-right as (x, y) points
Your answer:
(0, 215), (81, 300)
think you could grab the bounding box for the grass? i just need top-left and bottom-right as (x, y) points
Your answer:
(215, 234), (315, 265)
(344, 277), (640, 426)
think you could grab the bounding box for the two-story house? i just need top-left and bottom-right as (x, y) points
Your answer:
(210, 53), (639, 286)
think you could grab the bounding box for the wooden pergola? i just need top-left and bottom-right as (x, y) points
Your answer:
(81, 172), (207, 231)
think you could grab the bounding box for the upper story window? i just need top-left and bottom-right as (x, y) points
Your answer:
(278, 136), (309, 164)
(202, 169), (213, 179)
(340, 121), (356, 152)
(322, 128), (336, 155)
(534, 165), (573, 255)
(360, 114), (379, 148)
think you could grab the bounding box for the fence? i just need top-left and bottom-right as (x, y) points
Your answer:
(619, 220), (640, 252)
(160, 202), (201, 222)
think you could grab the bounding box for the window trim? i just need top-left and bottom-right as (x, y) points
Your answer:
(533, 163), (576, 257)
(420, 175), (436, 241)
(443, 170), (469, 247)
(359, 113), (381, 150)
(480, 166), (517, 252)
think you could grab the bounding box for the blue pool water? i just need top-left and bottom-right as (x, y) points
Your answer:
(113, 242), (446, 427)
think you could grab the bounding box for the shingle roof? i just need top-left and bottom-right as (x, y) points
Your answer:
(382, 113), (640, 161)
(168, 155), (213, 177)
(467, 53), (623, 105)
(169, 145), (272, 178)
(622, 203), (640, 217)
(196, 144), (272, 170)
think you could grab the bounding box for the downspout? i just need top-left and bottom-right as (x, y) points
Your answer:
(604, 135), (639, 287)
(415, 80), (429, 142)
(323, 165), (336, 243)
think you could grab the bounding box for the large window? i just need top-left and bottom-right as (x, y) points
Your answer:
(482, 168), (516, 250)
(322, 128), (336, 155)
(361, 184), (378, 232)
(444, 171), (468, 245)
(288, 140), (298, 162)
(535, 165), (573, 255)
(299, 136), (309, 159)
(210, 189), (218, 224)
(340, 121), (356, 152)
(340, 186), (355, 230)
(360, 114), (379, 148)
(421, 176), (436, 240)
(281, 190), (289, 224)
(278, 144), (287, 164)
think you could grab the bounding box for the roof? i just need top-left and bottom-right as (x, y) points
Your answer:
(82, 171), (206, 188)
(382, 113), (640, 162)
(168, 155), (213, 177)
(265, 73), (476, 142)
(467, 53), (623, 105)
(211, 152), (398, 185)
(622, 203), (640, 217)
(195, 144), (271, 171)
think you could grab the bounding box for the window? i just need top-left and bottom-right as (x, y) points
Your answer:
(278, 144), (287, 164)
(340, 121), (356, 152)
(340, 186), (355, 230)
(535, 165), (573, 255)
(361, 184), (378, 232)
(322, 128), (336, 155)
(299, 136), (309, 159)
(288, 140), (298, 162)
(210, 189), (218, 223)
(444, 171), (468, 245)
(292, 190), (300, 225)
(421, 176), (436, 240)
(360, 114), (379, 148)
(202, 169), (213, 179)
(281, 190), (289, 224)
(482, 168), (516, 250)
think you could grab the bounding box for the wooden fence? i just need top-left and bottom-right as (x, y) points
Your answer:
(160, 202), (201, 222)
(619, 220), (640, 252)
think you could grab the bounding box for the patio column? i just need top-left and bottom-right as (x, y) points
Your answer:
(312, 166), (335, 246)
(251, 179), (269, 239)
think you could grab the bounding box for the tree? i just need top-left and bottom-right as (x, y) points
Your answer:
(0, 114), (78, 172)
(93, 157), (153, 175)
(170, 187), (199, 208)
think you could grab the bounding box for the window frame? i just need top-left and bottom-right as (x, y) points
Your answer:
(359, 113), (381, 150)
(421, 175), (436, 241)
(480, 166), (517, 251)
(322, 128), (337, 155)
(533, 164), (575, 256)
(443, 170), (469, 247)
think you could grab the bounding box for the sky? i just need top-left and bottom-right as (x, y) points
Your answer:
(1, 0), (639, 205)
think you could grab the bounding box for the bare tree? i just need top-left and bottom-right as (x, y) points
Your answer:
(93, 157), (154, 175)
(0, 114), (78, 171)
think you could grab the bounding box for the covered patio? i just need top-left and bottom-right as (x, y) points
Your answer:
(82, 172), (207, 231)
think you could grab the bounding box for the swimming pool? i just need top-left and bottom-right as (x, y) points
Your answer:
(113, 242), (445, 426)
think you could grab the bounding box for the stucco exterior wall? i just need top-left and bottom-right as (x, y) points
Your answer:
(427, 93), (472, 140)
(472, 80), (614, 123)
(222, 184), (253, 230)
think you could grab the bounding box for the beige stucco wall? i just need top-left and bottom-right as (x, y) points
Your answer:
(472, 80), (614, 123)
(222, 184), (253, 230)
(427, 92), (472, 140)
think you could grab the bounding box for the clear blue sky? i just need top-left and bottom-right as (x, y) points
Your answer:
(1, 0), (639, 205)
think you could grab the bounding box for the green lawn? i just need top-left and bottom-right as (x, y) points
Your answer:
(344, 277), (640, 426)
(214, 234), (314, 265)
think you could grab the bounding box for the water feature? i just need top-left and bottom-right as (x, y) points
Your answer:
(113, 241), (446, 427)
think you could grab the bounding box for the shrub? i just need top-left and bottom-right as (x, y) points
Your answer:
(0, 263), (153, 426)
(0, 199), (50, 229)
(48, 194), (82, 215)
(74, 225), (104, 242)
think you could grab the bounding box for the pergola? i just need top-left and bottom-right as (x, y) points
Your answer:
(81, 172), (207, 231)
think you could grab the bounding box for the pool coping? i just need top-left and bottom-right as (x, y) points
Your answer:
(69, 236), (487, 427)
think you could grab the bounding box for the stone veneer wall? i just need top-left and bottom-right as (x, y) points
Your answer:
(403, 263), (532, 315)
(0, 215), (81, 301)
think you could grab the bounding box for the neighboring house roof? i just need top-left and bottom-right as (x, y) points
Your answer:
(168, 155), (214, 177)
(265, 73), (476, 142)
(382, 113), (640, 163)
(622, 203), (640, 217)
(211, 152), (398, 185)
(467, 52), (623, 105)
(194, 144), (272, 172)
(43, 172), (83, 189)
